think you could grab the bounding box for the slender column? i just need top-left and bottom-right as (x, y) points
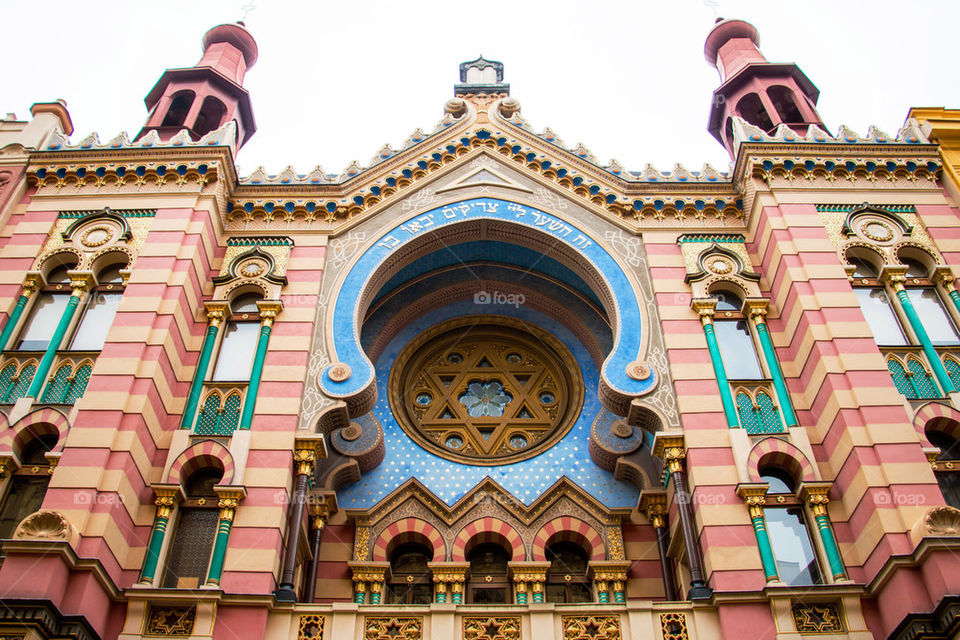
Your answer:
(936, 269), (960, 317)
(737, 484), (779, 582)
(800, 484), (847, 581)
(27, 274), (90, 398)
(275, 440), (318, 601)
(747, 302), (798, 427)
(887, 274), (954, 394)
(0, 275), (40, 351)
(653, 434), (712, 599)
(692, 300), (739, 428)
(304, 502), (330, 602)
(180, 302), (227, 429)
(590, 561), (631, 604)
(510, 563), (548, 605)
(369, 581), (383, 604)
(139, 486), (181, 585)
(596, 579), (610, 603)
(206, 487), (245, 585)
(429, 563), (468, 605)
(239, 300), (282, 431)
(639, 491), (678, 601)
(353, 580), (367, 604)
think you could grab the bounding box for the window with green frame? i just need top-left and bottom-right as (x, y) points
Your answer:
(735, 389), (784, 434)
(194, 390), (243, 435)
(40, 361), (93, 404)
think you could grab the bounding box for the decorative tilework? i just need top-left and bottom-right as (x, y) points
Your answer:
(791, 602), (845, 633)
(144, 606), (195, 636)
(463, 616), (521, 640)
(560, 615), (621, 639)
(337, 301), (640, 509)
(297, 614), (325, 640)
(659, 613), (688, 640)
(364, 616), (423, 640)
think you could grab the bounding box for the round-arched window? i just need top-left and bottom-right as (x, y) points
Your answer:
(389, 316), (584, 465)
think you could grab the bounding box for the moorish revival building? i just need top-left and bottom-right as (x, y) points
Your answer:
(0, 16), (959, 640)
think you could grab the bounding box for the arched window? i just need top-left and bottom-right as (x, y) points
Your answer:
(385, 543), (433, 604)
(0, 433), (57, 556)
(927, 429), (960, 508)
(736, 93), (775, 132)
(161, 91), (194, 128)
(545, 542), (591, 603)
(162, 467), (222, 588)
(767, 86), (803, 124)
(194, 96), (227, 137)
(902, 257), (929, 279)
(16, 262), (76, 351)
(848, 259), (908, 346)
(69, 262), (126, 351)
(759, 466), (822, 586)
(211, 294), (262, 382)
(711, 291), (764, 379)
(467, 542), (511, 604)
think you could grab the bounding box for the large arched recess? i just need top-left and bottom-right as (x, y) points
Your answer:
(317, 197), (656, 421)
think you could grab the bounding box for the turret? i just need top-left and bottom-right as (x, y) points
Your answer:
(455, 56), (509, 97)
(136, 22), (258, 148)
(705, 18), (824, 157)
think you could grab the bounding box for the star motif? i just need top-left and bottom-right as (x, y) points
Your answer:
(482, 619), (502, 638)
(582, 621), (601, 638)
(384, 621), (404, 638)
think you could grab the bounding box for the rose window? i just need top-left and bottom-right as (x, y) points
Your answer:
(389, 316), (584, 465)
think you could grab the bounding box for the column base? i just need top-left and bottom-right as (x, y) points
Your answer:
(274, 586), (297, 602)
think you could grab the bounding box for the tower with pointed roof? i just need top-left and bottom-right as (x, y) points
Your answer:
(705, 17), (825, 157)
(136, 22), (258, 148)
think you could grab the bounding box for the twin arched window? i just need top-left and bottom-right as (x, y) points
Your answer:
(711, 291), (764, 380)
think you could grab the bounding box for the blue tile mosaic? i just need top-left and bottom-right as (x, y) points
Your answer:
(336, 300), (641, 510)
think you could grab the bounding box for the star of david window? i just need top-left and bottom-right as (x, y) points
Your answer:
(389, 316), (584, 465)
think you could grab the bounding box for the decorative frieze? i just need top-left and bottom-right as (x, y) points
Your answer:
(463, 616), (521, 640)
(364, 617), (423, 640)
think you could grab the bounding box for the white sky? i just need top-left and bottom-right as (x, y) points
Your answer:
(2, 1), (959, 178)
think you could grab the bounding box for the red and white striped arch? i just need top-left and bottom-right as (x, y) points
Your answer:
(913, 401), (960, 445)
(451, 517), (524, 562)
(372, 518), (445, 562)
(0, 407), (70, 456)
(746, 437), (816, 484)
(531, 516), (605, 561)
(166, 439), (235, 486)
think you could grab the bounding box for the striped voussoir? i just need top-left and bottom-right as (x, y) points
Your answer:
(166, 439), (235, 485)
(372, 518), (445, 562)
(0, 407), (70, 454)
(530, 516), (605, 561)
(746, 436), (815, 484)
(912, 401), (960, 444)
(451, 517), (525, 562)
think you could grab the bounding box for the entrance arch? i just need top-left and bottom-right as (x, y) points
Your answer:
(317, 198), (656, 418)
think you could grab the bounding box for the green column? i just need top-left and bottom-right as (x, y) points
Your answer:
(531, 586), (544, 603)
(435, 585), (447, 603)
(895, 287), (955, 394)
(753, 318), (799, 427)
(0, 294), (30, 351)
(354, 583), (367, 604)
(948, 288), (960, 316)
(451, 586), (463, 604)
(515, 586), (528, 604)
(181, 321), (221, 429)
(238, 318), (274, 430)
(206, 498), (238, 585)
(810, 505), (846, 580)
(27, 290), (82, 398)
(750, 511), (780, 582)
(140, 492), (176, 584)
(701, 318), (740, 428)
(369, 584), (382, 604)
